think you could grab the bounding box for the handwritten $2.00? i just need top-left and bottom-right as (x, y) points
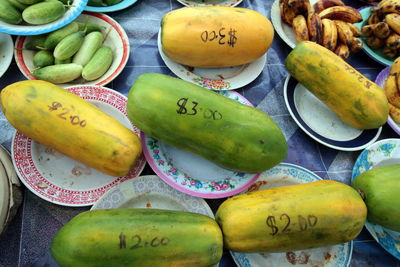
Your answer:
(48, 101), (87, 127)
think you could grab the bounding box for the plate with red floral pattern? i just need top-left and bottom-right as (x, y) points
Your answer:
(141, 90), (260, 199)
(11, 85), (146, 207)
(157, 30), (266, 90)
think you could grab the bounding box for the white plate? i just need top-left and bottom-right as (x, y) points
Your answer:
(14, 12), (130, 88)
(11, 86), (146, 207)
(0, 33), (13, 79)
(141, 91), (260, 199)
(352, 138), (400, 260)
(0, 0), (87, 36)
(157, 30), (266, 90)
(91, 175), (214, 219)
(270, 0), (317, 48)
(284, 75), (382, 151)
(176, 0), (243, 7)
(231, 163), (353, 267)
(375, 67), (400, 135)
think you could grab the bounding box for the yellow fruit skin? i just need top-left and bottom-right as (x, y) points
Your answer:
(285, 41), (389, 130)
(215, 180), (367, 253)
(161, 6), (274, 67)
(0, 80), (142, 177)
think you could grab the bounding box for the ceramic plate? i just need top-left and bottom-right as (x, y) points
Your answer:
(84, 0), (139, 13)
(375, 67), (400, 135)
(284, 75), (382, 151)
(157, 30), (266, 90)
(270, 0), (318, 48)
(231, 163), (353, 267)
(352, 138), (400, 260)
(14, 12), (130, 88)
(176, 0), (242, 7)
(142, 91), (260, 199)
(354, 7), (394, 67)
(91, 175), (214, 218)
(0, 33), (13, 79)
(11, 86), (146, 207)
(0, 0), (87, 36)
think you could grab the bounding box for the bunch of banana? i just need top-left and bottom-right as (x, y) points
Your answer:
(280, 0), (363, 59)
(362, 0), (400, 58)
(384, 57), (400, 123)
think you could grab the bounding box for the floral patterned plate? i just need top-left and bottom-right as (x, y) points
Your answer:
(11, 86), (146, 207)
(352, 138), (400, 260)
(157, 30), (266, 90)
(91, 175), (214, 218)
(231, 163), (353, 267)
(141, 91), (260, 199)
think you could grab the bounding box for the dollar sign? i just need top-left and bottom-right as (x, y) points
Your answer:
(228, 28), (237, 47)
(266, 216), (278, 235)
(176, 98), (188, 114)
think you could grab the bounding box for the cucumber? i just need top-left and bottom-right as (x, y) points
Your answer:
(87, 0), (105, 6)
(82, 45), (113, 81)
(0, 0), (22, 24)
(16, 0), (41, 5)
(32, 63), (83, 84)
(105, 0), (122, 5)
(54, 57), (71, 64)
(33, 50), (54, 68)
(77, 22), (105, 34)
(53, 31), (85, 60)
(72, 31), (103, 66)
(6, 0), (27, 11)
(25, 35), (47, 50)
(44, 22), (79, 50)
(22, 1), (65, 25)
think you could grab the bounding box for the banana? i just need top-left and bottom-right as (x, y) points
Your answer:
(313, 0), (345, 13)
(385, 13), (400, 35)
(292, 14), (309, 42)
(307, 4), (324, 44)
(390, 56), (400, 74)
(319, 6), (363, 23)
(379, 0), (400, 15)
(287, 0), (308, 15)
(367, 9), (381, 25)
(373, 21), (392, 39)
(386, 32), (400, 49)
(280, 0), (297, 26)
(384, 73), (400, 108)
(362, 24), (375, 37)
(389, 103), (400, 123)
(383, 45), (398, 58)
(367, 35), (385, 49)
(334, 42), (350, 59)
(349, 37), (363, 53)
(321, 18), (338, 51)
(346, 22), (361, 37)
(335, 20), (354, 46)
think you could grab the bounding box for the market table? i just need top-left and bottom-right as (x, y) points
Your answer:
(0, 0), (399, 266)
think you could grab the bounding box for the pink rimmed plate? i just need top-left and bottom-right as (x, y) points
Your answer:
(14, 12), (130, 88)
(141, 91), (260, 199)
(176, 0), (243, 7)
(11, 86), (146, 207)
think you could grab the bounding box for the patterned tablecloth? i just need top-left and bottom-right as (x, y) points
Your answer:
(0, 0), (399, 266)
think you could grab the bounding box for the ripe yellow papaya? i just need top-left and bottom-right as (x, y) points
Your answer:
(215, 180), (367, 253)
(0, 80), (142, 177)
(285, 41), (389, 130)
(161, 6), (274, 67)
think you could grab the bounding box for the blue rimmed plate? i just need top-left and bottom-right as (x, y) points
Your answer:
(84, 0), (138, 13)
(354, 6), (394, 67)
(231, 163), (353, 267)
(284, 75), (382, 151)
(141, 91), (260, 199)
(0, 0), (87, 36)
(352, 138), (400, 260)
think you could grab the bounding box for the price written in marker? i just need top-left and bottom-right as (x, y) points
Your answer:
(119, 233), (170, 249)
(266, 214), (318, 236)
(200, 27), (237, 47)
(176, 97), (222, 120)
(48, 101), (87, 127)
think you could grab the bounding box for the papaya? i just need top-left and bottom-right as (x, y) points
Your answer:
(51, 209), (223, 267)
(161, 6), (274, 67)
(0, 80), (142, 177)
(352, 164), (400, 231)
(285, 41), (389, 130)
(126, 73), (287, 173)
(215, 180), (367, 253)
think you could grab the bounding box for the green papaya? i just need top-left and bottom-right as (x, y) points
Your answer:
(351, 164), (400, 231)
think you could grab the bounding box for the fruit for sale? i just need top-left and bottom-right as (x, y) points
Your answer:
(215, 180), (367, 253)
(286, 41), (389, 130)
(0, 80), (142, 177)
(321, 18), (338, 50)
(313, 0), (344, 14)
(318, 6), (362, 23)
(161, 6), (274, 67)
(292, 14), (309, 42)
(352, 164), (400, 231)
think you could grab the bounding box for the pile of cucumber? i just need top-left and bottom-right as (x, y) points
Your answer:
(26, 21), (114, 84)
(0, 0), (70, 25)
(87, 0), (122, 7)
